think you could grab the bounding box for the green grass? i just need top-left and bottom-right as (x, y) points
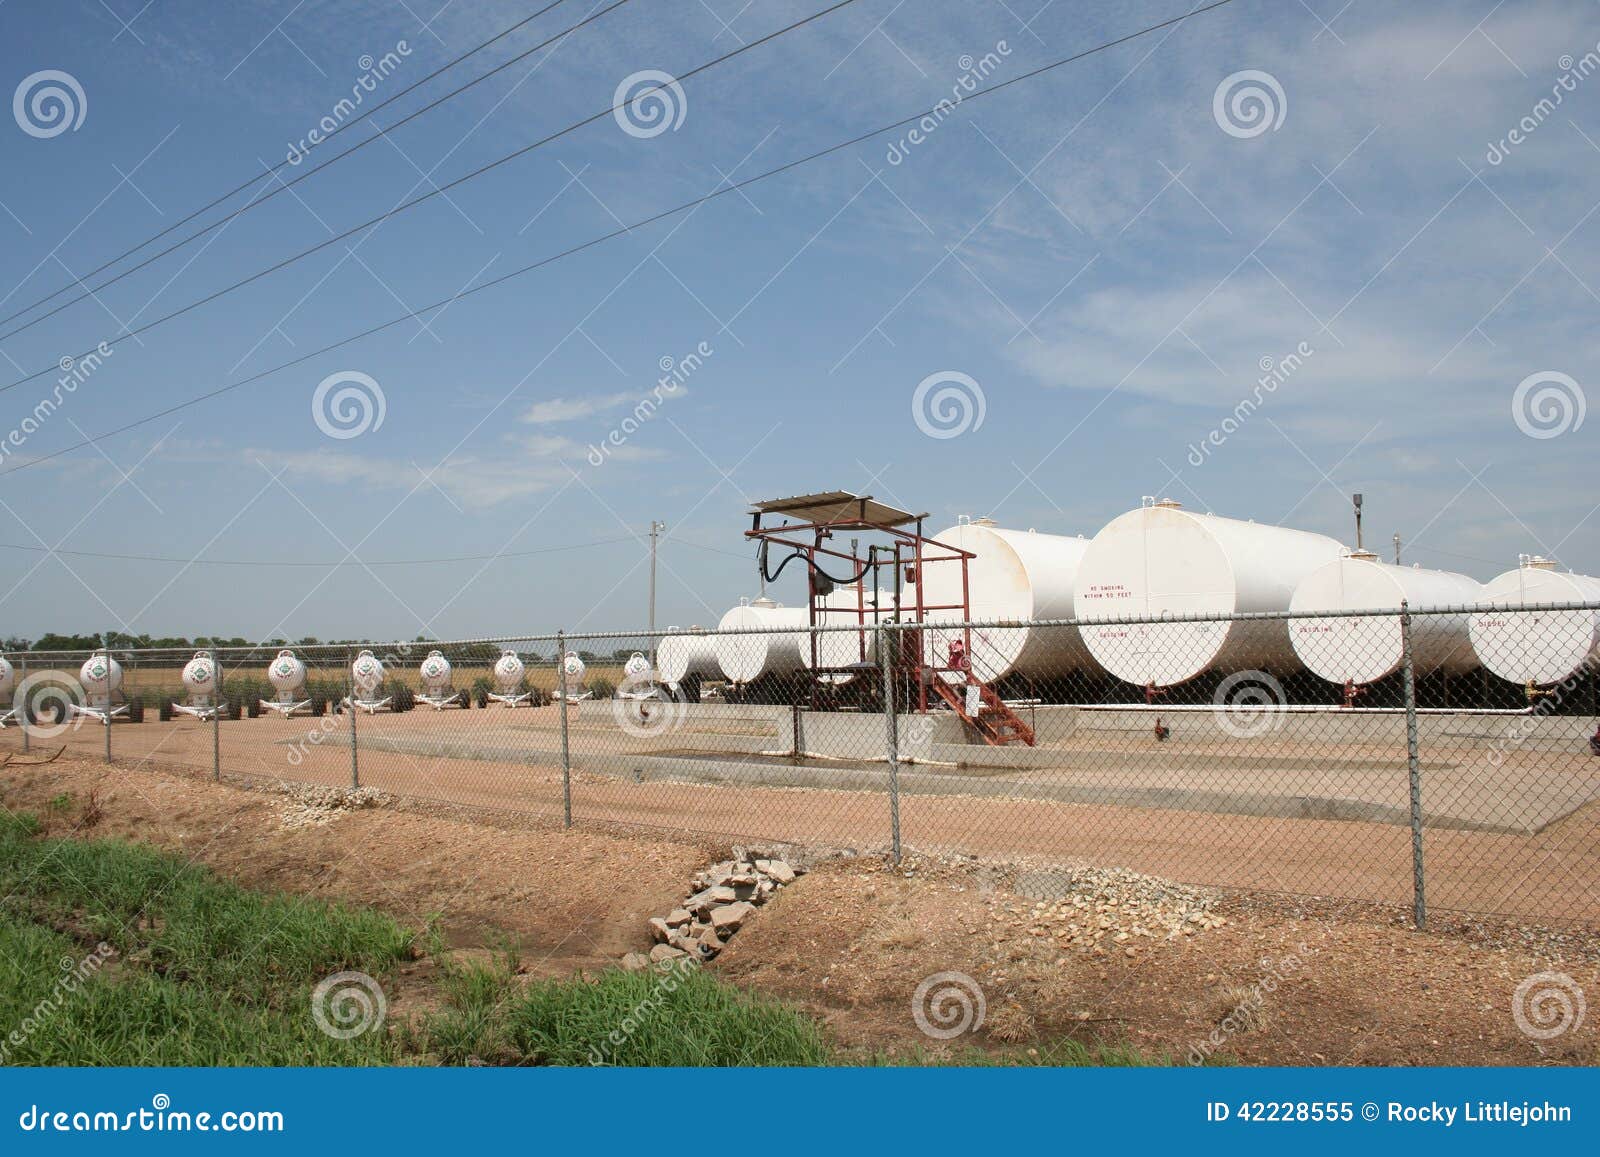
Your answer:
(0, 814), (412, 1005)
(0, 812), (1163, 1068)
(0, 811), (411, 1065)
(408, 949), (833, 1067)
(0, 911), (397, 1065)
(508, 964), (833, 1066)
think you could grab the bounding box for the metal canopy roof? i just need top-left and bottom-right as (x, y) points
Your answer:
(749, 490), (923, 528)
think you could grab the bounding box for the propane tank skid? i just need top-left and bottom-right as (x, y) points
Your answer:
(260, 649), (317, 717)
(417, 650), (467, 710)
(68, 651), (130, 725)
(554, 650), (591, 702)
(486, 649), (535, 707)
(0, 655), (15, 727)
(169, 651), (222, 720)
(348, 649), (392, 714)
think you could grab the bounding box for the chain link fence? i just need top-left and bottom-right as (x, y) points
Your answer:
(3, 602), (1596, 928)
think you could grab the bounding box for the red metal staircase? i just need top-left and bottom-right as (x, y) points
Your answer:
(927, 676), (1036, 747)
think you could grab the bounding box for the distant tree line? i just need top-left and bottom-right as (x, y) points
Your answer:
(0, 633), (648, 665)
(3, 633), (438, 654)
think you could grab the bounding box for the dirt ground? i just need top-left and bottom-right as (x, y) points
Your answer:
(1, 756), (1595, 1066)
(16, 712), (1598, 926)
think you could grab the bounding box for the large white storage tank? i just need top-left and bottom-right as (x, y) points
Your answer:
(800, 586), (895, 681)
(917, 518), (1093, 682)
(1074, 498), (1345, 687)
(1289, 551), (1483, 686)
(1469, 555), (1600, 685)
(714, 598), (808, 685)
(656, 628), (718, 686)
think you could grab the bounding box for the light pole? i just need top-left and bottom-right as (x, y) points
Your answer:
(648, 520), (666, 674)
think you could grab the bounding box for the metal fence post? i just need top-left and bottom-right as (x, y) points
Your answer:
(557, 631), (571, 828)
(18, 653), (28, 755)
(103, 650), (112, 765)
(1399, 599), (1426, 929)
(211, 649), (221, 783)
(347, 646), (359, 791)
(878, 625), (901, 865)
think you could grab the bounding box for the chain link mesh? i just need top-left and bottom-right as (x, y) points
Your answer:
(4, 602), (1595, 928)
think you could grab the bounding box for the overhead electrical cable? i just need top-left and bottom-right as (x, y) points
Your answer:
(0, 0), (582, 335)
(0, 534), (640, 567)
(0, 0), (864, 393)
(0, 532), (745, 567)
(0, 0), (1238, 479)
(0, 0), (645, 345)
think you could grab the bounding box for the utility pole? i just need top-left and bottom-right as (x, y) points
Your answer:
(1393, 533), (1402, 565)
(648, 520), (666, 673)
(1351, 492), (1364, 550)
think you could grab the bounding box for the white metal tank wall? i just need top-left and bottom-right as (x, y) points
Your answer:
(801, 586), (893, 681)
(714, 601), (809, 684)
(1073, 500), (1345, 687)
(656, 629), (719, 685)
(1289, 553), (1483, 685)
(1469, 557), (1600, 685)
(917, 520), (1093, 682)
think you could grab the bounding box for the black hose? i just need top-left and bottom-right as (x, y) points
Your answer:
(758, 541), (871, 588)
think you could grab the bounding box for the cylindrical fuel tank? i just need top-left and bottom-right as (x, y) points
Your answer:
(1469, 555), (1600, 685)
(1289, 552), (1482, 685)
(1074, 499), (1345, 686)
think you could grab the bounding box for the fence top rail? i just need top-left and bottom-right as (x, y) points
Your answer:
(6, 599), (1599, 661)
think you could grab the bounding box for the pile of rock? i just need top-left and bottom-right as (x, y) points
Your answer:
(991, 864), (1225, 960)
(622, 856), (803, 970)
(278, 783), (389, 830)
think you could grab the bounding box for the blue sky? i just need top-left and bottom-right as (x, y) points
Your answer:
(0, 0), (1595, 641)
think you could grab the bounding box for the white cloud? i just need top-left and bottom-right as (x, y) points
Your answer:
(520, 392), (637, 424)
(252, 447), (570, 507)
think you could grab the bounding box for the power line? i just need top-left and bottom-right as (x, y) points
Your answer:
(0, 534), (640, 567)
(0, 531), (747, 566)
(0, 0), (645, 346)
(0, 0), (577, 336)
(0, 0), (864, 395)
(0, 0), (1239, 479)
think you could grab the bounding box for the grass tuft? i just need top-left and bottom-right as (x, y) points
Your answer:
(505, 964), (832, 1067)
